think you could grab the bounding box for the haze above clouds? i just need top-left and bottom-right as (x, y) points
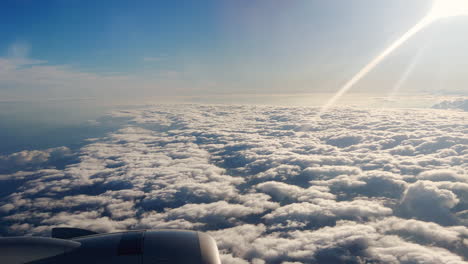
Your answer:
(0, 104), (466, 263)
(2, 0), (468, 103)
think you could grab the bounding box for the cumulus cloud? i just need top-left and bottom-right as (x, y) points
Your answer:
(418, 170), (468, 182)
(234, 221), (468, 263)
(255, 181), (335, 203)
(373, 217), (468, 257)
(0, 50), (209, 101)
(0, 147), (72, 174)
(433, 98), (468, 112)
(263, 199), (392, 230)
(0, 104), (467, 263)
(399, 181), (459, 225)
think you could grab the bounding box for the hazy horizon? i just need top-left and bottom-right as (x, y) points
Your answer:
(1, 0), (467, 104)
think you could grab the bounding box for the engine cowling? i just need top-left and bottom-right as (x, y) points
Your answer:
(0, 230), (221, 264)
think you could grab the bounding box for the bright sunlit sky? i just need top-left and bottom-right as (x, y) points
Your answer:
(0, 0), (467, 105)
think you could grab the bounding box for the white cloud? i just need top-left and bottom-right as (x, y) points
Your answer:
(0, 147), (72, 173)
(0, 104), (467, 263)
(418, 170), (468, 182)
(399, 181), (460, 225)
(433, 98), (468, 112)
(256, 181), (335, 203)
(0, 53), (197, 101)
(263, 200), (392, 229)
(0, 58), (132, 99)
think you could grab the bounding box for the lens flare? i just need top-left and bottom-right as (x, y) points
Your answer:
(387, 45), (426, 102)
(317, 17), (432, 117)
(429, 0), (468, 19)
(317, 0), (468, 117)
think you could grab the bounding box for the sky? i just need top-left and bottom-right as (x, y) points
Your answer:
(0, 2), (468, 263)
(1, 0), (467, 104)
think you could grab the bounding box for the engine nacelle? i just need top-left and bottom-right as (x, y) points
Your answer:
(0, 229), (221, 264)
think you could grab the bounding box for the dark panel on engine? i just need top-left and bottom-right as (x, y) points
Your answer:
(143, 231), (202, 264)
(118, 231), (144, 255)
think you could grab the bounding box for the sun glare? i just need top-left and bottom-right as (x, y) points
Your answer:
(316, 0), (468, 117)
(429, 0), (468, 19)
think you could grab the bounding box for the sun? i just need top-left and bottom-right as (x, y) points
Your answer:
(429, 0), (468, 19)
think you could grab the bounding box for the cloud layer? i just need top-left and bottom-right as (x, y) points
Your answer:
(0, 104), (467, 263)
(433, 98), (468, 112)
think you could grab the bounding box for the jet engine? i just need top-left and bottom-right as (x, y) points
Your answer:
(0, 228), (221, 264)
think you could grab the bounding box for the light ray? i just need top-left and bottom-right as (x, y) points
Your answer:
(317, 16), (432, 117)
(317, 0), (468, 117)
(387, 44), (427, 101)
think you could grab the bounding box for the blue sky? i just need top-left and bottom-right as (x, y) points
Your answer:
(0, 0), (467, 104)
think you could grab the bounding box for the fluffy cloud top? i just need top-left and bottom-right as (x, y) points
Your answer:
(0, 147), (72, 174)
(433, 98), (468, 112)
